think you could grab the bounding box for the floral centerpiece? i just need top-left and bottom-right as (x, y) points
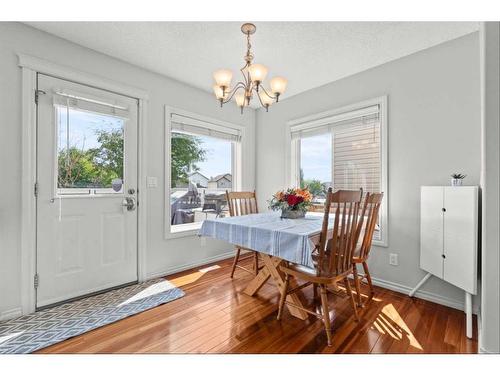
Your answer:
(268, 188), (313, 219)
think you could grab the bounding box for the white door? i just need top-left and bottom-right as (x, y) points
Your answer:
(420, 186), (444, 278)
(443, 187), (478, 294)
(36, 74), (139, 308)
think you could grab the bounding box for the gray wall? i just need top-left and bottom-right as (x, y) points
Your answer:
(0, 22), (255, 317)
(480, 22), (500, 354)
(255, 33), (481, 306)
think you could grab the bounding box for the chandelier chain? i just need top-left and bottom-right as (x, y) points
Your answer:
(246, 32), (251, 58)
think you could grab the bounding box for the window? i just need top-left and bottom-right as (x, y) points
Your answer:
(289, 97), (388, 245)
(166, 110), (242, 236)
(54, 92), (129, 195)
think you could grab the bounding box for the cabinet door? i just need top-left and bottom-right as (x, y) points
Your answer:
(420, 187), (444, 278)
(443, 187), (478, 294)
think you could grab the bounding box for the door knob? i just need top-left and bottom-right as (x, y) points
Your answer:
(122, 196), (136, 211)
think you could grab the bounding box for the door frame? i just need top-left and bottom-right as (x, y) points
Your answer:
(19, 54), (149, 314)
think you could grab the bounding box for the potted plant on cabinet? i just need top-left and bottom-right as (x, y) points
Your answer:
(451, 173), (467, 186)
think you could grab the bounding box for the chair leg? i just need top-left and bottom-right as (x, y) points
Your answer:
(362, 261), (375, 303)
(352, 264), (363, 307)
(313, 284), (319, 301)
(254, 252), (259, 276)
(319, 284), (333, 346)
(344, 277), (359, 322)
(277, 274), (290, 321)
(230, 248), (241, 278)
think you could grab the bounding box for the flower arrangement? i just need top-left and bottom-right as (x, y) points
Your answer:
(268, 188), (313, 218)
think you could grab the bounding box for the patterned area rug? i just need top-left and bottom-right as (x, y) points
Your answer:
(0, 279), (184, 354)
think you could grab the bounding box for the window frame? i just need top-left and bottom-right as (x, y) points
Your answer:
(285, 96), (388, 247)
(52, 92), (132, 198)
(164, 106), (244, 239)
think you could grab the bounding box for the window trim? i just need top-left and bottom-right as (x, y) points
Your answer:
(285, 96), (388, 247)
(164, 106), (244, 239)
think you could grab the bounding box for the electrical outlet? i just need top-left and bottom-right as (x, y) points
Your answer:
(389, 253), (398, 266)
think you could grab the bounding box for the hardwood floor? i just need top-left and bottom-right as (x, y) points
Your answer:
(37, 257), (478, 354)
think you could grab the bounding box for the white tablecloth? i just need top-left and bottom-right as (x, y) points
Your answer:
(199, 212), (330, 267)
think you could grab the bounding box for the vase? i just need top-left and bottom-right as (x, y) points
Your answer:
(451, 178), (463, 187)
(281, 209), (306, 219)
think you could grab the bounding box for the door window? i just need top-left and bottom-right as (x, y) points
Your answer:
(55, 95), (128, 195)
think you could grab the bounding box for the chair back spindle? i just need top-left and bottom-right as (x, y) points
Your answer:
(355, 192), (384, 260)
(226, 191), (259, 217)
(316, 189), (362, 277)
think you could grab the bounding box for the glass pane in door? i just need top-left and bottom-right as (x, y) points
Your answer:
(56, 107), (125, 194)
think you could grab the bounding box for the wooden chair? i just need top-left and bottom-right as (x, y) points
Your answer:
(351, 192), (384, 307)
(226, 191), (261, 278)
(277, 188), (362, 346)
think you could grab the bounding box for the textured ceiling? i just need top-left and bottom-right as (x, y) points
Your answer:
(26, 22), (479, 104)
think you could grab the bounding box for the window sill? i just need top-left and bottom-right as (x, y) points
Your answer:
(165, 222), (203, 239)
(372, 239), (389, 248)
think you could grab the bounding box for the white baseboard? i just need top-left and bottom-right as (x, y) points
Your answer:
(368, 275), (479, 314)
(146, 250), (236, 280)
(0, 307), (22, 321)
(479, 346), (499, 354)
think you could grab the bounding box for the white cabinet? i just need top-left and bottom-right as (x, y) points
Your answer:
(420, 186), (478, 294)
(418, 186), (478, 339)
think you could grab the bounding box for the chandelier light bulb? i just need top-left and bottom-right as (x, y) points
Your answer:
(213, 69), (233, 88)
(259, 91), (274, 107)
(248, 63), (268, 84)
(235, 93), (246, 107)
(213, 85), (227, 100)
(270, 77), (287, 95)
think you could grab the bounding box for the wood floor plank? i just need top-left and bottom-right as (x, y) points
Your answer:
(36, 257), (478, 354)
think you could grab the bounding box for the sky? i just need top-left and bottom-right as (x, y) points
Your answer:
(57, 107), (124, 151)
(300, 134), (332, 183)
(195, 135), (232, 179)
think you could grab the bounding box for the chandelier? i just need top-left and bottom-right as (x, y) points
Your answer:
(212, 23), (287, 114)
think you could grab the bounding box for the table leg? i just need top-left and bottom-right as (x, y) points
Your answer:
(243, 262), (271, 296)
(244, 254), (309, 320)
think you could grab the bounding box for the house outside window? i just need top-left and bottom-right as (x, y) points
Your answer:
(207, 174), (232, 189)
(188, 171), (209, 188)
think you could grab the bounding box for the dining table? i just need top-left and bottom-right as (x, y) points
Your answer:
(198, 211), (334, 320)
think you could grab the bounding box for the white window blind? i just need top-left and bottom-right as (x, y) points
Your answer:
(290, 105), (379, 140)
(53, 90), (130, 119)
(171, 113), (241, 142)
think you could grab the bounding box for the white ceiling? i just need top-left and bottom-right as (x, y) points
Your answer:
(26, 22), (479, 104)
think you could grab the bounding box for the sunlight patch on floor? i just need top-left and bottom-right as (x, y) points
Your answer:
(169, 264), (221, 287)
(199, 265), (221, 273)
(117, 281), (176, 307)
(371, 303), (423, 351)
